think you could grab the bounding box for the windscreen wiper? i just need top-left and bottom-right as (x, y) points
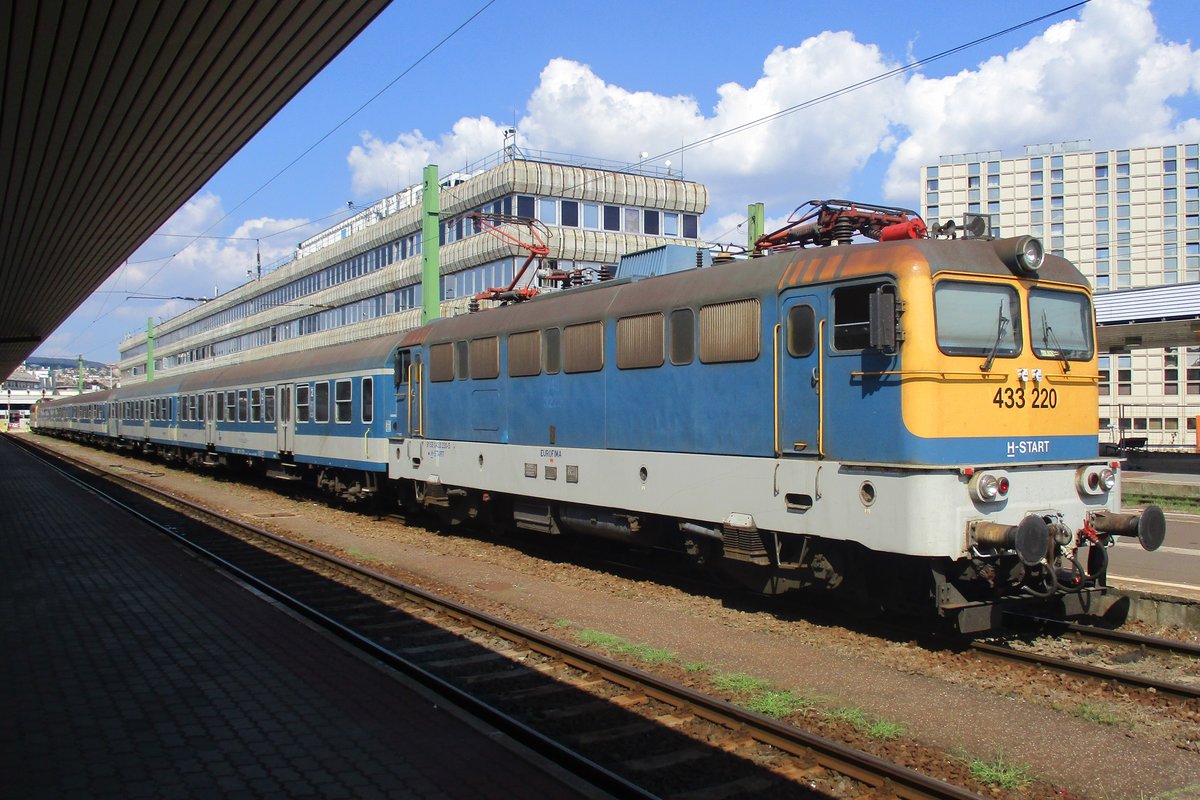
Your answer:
(981, 301), (1009, 372)
(1040, 311), (1071, 373)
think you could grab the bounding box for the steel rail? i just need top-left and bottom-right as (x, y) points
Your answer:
(16, 434), (981, 800)
(1005, 612), (1200, 658)
(968, 640), (1199, 700)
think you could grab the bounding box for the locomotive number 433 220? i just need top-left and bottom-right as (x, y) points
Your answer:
(992, 387), (1058, 409)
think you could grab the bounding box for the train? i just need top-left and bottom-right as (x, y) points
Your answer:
(32, 200), (1167, 632)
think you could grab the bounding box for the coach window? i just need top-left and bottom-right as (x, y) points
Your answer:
(264, 388), (275, 423)
(617, 313), (664, 369)
(669, 309), (695, 365)
(315, 382), (330, 423)
(564, 321), (604, 373)
(787, 305), (817, 357)
(215, 395), (224, 421)
(543, 328), (561, 374)
(225, 391), (237, 421)
(508, 331), (541, 377)
(296, 384), (310, 423)
(238, 390), (249, 423)
(699, 299), (760, 363)
(335, 380), (352, 423)
(250, 389), (262, 423)
(361, 378), (373, 423)
(197, 395), (205, 422)
(470, 337), (499, 379)
(429, 343), (454, 382)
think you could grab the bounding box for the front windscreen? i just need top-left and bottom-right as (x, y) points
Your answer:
(1028, 288), (1094, 361)
(934, 281), (1022, 357)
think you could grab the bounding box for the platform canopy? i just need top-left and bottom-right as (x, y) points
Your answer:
(0, 0), (389, 378)
(1094, 282), (1200, 352)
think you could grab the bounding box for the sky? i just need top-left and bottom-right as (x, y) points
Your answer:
(39, 0), (1200, 365)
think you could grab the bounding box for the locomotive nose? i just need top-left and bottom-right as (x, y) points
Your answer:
(1089, 506), (1166, 551)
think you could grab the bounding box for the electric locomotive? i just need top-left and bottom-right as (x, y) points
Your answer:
(389, 200), (1165, 632)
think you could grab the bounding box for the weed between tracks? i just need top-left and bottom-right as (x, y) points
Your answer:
(574, 629), (905, 736)
(962, 753), (1034, 789)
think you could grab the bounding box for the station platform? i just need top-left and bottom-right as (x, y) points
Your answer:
(0, 436), (596, 799)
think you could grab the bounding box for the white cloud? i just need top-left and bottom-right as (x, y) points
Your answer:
(345, 0), (1199, 225)
(883, 0), (1200, 200)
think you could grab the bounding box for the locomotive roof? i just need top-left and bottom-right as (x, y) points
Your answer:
(411, 237), (1090, 343)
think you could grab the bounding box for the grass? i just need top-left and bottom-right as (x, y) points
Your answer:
(1124, 493), (1200, 514)
(745, 690), (820, 719)
(824, 707), (906, 740)
(710, 672), (771, 696)
(966, 755), (1034, 789)
(1072, 701), (1125, 726)
(575, 630), (677, 665)
(346, 547), (385, 564)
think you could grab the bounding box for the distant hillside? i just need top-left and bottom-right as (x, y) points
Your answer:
(25, 356), (110, 370)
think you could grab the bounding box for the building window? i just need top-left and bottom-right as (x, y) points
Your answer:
(624, 207), (641, 234)
(1117, 355), (1132, 396)
(643, 209), (660, 235)
(1098, 356), (1110, 395)
(683, 214), (699, 238)
(603, 205), (620, 231)
(561, 200), (579, 227)
(1165, 351), (1178, 395)
(538, 198), (557, 225)
(517, 195), (535, 217)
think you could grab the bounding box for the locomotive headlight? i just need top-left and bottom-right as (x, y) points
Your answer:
(969, 471), (1010, 503)
(1076, 465), (1115, 496)
(1099, 468), (1116, 491)
(993, 235), (1044, 276)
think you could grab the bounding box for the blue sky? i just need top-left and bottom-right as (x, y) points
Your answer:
(41, 0), (1200, 364)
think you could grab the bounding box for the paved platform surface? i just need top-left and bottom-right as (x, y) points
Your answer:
(0, 437), (595, 799)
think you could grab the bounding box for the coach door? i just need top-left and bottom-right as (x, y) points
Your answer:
(276, 383), (294, 454)
(204, 392), (217, 446)
(777, 292), (825, 458)
(394, 348), (423, 447)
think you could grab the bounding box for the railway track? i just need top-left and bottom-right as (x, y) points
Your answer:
(972, 615), (1200, 701)
(15, 435), (984, 800)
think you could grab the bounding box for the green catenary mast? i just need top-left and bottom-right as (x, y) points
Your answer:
(422, 164), (441, 324)
(748, 202), (765, 252)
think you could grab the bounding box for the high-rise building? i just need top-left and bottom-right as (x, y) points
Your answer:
(922, 141), (1200, 447)
(118, 147), (708, 383)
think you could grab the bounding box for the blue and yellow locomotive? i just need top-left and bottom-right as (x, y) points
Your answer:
(33, 200), (1165, 631)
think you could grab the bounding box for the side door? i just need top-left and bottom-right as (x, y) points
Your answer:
(204, 392), (217, 446)
(276, 383), (293, 453)
(777, 292), (826, 457)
